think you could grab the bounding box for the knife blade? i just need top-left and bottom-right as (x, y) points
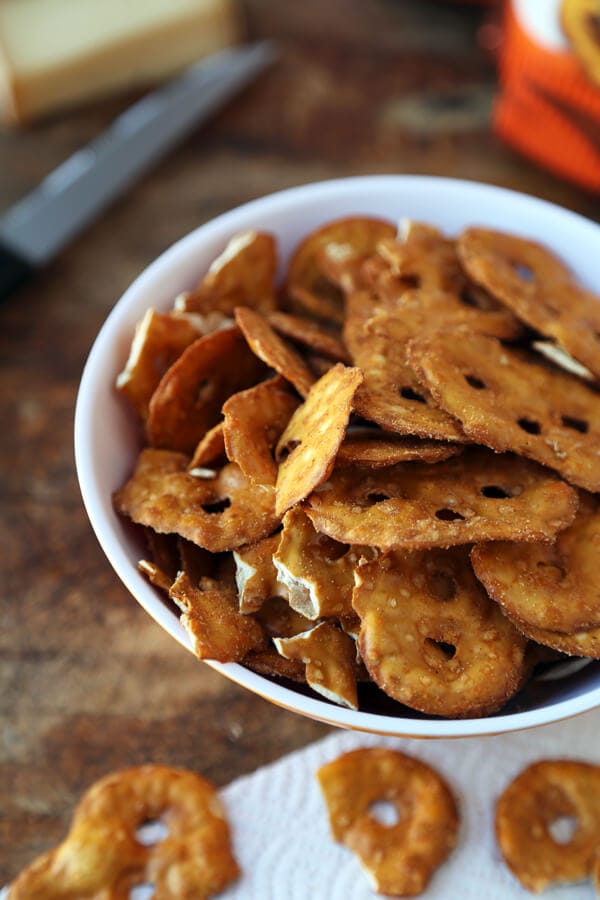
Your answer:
(0, 40), (276, 300)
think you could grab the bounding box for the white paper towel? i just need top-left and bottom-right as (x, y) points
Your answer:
(219, 708), (600, 899)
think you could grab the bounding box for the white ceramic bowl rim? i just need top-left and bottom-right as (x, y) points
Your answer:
(74, 174), (600, 738)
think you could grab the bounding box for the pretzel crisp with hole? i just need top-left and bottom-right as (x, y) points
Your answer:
(275, 363), (363, 516)
(317, 747), (459, 896)
(9, 764), (240, 899)
(496, 759), (600, 893)
(235, 306), (316, 397)
(371, 224), (521, 340)
(471, 493), (600, 634)
(170, 571), (265, 662)
(458, 227), (600, 379)
(408, 328), (600, 492)
(222, 376), (300, 486)
(304, 448), (578, 552)
(273, 507), (374, 619)
(177, 230), (278, 317)
(116, 308), (201, 421)
(146, 326), (266, 454)
(114, 450), (280, 552)
(350, 312), (468, 442)
(274, 620), (359, 709)
(353, 547), (527, 717)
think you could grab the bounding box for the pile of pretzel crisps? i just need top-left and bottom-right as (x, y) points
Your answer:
(114, 216), (600, 720)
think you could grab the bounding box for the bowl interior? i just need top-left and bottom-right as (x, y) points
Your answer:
(74, 175), (600, 738)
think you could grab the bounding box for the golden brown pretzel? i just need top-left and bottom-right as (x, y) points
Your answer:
(317, 747), (459, 896)
(10, 765), (240, 899)
(496, 759), (600, 893)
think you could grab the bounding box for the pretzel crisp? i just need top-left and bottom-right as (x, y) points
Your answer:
(371, 224), (521, 340)
(177, 230), (277, 316)
(408, 328), (600, 492)
(273, 507), (372, 619)
(170, 572), (265, 662)
(274, 620), (358, 708)
(188, 422), (227, 472)
(9, 764), (240, 899)
(275, 363), (363, 516)
(116, 308), (201, 421)
(286, 216), (397, 300)
(222, 376), (300, 486)
(267, 311), (351, 362)
(458, 227), (600, 378)
(353, 547), (527, 717)
(233, 532), (286, 613)
(146, 326), (265, 454)
(235, 306), (316, 397)
(336, 429), (462, 468)
(304, 448), (577, 552)
(471, 493), (600, 634)
(114, 450), (279, 552)
(500, 613), (600, 659)
(350, 312), (467, 442)
(317, 747), (459, 896)
(496, 759), (600, 893)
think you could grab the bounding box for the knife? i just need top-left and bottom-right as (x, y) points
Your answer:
(0, 40), (276, 300)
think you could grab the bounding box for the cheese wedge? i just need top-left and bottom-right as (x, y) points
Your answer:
(0, 0), (241, 124)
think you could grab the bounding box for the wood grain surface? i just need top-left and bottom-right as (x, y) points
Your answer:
(1, 0), (599, 884)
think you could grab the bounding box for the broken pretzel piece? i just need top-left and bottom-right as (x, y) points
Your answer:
(170, 571), (265, 662)
(274, 620), (358, 709)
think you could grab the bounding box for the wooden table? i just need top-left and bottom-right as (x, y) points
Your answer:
(2, 0), (598, 883)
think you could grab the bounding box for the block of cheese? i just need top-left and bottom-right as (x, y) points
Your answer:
(0, 0), (241, 125)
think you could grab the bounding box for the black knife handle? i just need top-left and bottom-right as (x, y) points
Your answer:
(0, 242), (34, 299)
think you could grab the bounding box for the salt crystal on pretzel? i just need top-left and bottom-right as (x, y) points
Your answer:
(496, 759), (600, 893)
(305, 447), (577, 551)
(458, 227), (600, 379)
(317, 747), (459, 896)
(235, 306), (316, 397)
(223, 376), (300, 486)
(350, 312), (467, 442)
(273, 507), (373, 619)
(337, 428), (462, 468)
(274, 620), (358, 709)
(114, 449), (279, 552)
(275, 363), (363, 517)
(471, 493), (600, 634)
(408, 328), (600, 492)
(177, 230), (278, 316)
(146, 326), (266, 454)
(233, 532), (288, 613)
(268, 310), (351, 362)
(9, 764), (240, 899)
(353, 547), (527, 717)
(116, 308), (201, 420)
(170, 571), (265, 662)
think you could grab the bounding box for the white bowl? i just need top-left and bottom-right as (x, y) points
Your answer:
(75, 175), (600, 738)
